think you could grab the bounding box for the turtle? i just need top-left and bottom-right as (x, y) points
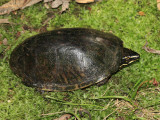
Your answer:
(9, 28), (140, 91)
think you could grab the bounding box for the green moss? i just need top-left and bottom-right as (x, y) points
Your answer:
(0, 0), (159, 119)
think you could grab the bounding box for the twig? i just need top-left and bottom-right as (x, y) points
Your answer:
(42, 111), (82, 120)
(42, 111), (66, 116)
(45, 95), (103, 108)
(103, 108), (118, 120)
(143, 41), (160, 55)
(90, 96), (135, 107)
(42, 14), (55, 26)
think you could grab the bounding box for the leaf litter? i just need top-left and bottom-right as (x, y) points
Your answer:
(51, 0), (70, 13)
(0, 19), (10, 23)
(0, 0), (101, 15)
(53, 114), (72, 120)
(3, 38), (8, 45)
(0, 0), (35, 15)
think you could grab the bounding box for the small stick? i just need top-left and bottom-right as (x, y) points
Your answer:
(143, 41), (160, 55)
(103, 108), (118, 120)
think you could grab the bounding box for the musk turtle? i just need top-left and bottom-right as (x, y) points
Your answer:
(9, 28), (140, 91)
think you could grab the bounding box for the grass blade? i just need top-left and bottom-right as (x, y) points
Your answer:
(45, 95), (103, 108)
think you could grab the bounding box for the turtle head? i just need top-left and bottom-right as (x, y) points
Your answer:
(120, 48), (140, 68)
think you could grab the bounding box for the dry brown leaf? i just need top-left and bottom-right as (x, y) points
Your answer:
(0, 19), (10, 24)
(44, 0), (53, 3)
(136, 108), (160, 120)
(137, 78), (159, 93)
(51, 0), (70, 12)
(0, 0), (100, 15)
(61, 0), (70, 12)
(152, 78), (159, 86)
(3, 38), (8, 45)
(0, 0), (42, 15)
(52, 0), (62, 8)
(44, 3), (50, 9)
(157, 0), (160, 10)
(22, 0), (42, 9)
(0, 0), (30, 15)
(138, 11), (145, 16)
(143, 42), (160, 55)
(76, 0), (94, 3)
(53, 114), (72, 120)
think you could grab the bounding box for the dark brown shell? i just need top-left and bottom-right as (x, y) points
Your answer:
(9, 28), (123, 91)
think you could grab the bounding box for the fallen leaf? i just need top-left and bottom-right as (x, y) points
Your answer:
(143, 41), (160, 55)
(0, 19), (10, 24)
(44, 0), (53, 2)
(61, 0), (70, 12)
(51, 0), (70, 12)
(3, 38), (8, 45)
(53, 114), (72, 120)
(0, 0), (42, 15)
(76, 0), (94, 3)
(137, 78), (159, 93)
(136, 108), (160, 120)
(52, 0), (62, 8)
(0, 0), (29, 15)
(44, 3), (50, 9)
(22, 0), (42, 9)
(152, 78), (159, 86)
(138, 11), (145, 16)
(157, 0), (160, 10)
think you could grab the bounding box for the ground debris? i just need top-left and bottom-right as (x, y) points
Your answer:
(0, 19), (10, 24)
(22, 0), (42, 9)
(78, 108), (92, 120)
(138, 11), (145, 16)
(136, 78), (159, 94)
(76, 0), (94, 3)
(0, 0), (102, 15)
(51, 0), (70, 13)
(53, 114), (72, 120)
(51, 0), (63, 8)
(135, 108), (160, 120)
(61, 0), (70, 12)
(0, 0), (42, 15)
(143, 41), (160, 55)
(44, 0), (52, 2)
(3, 38), (8, 45)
